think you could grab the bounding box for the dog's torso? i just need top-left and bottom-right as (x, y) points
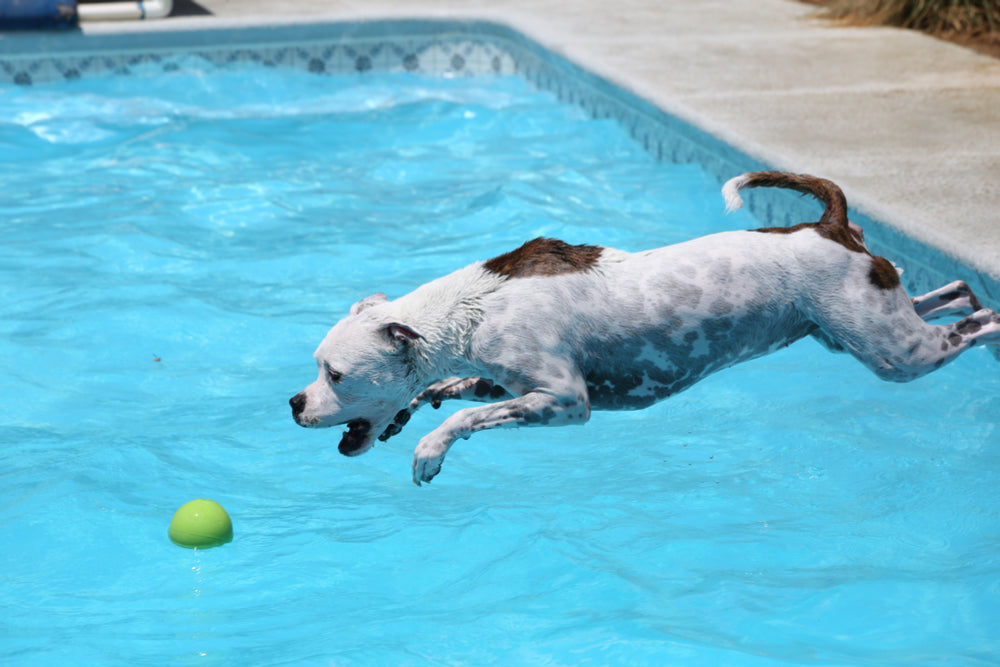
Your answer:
(429, 230), (844, 409)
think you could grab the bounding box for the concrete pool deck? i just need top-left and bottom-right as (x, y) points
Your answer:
(80, 0), (1000, 282)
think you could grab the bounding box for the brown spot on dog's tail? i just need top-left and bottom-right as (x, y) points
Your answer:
(483, 237), (603, 278)
(723, 171), (849, 229)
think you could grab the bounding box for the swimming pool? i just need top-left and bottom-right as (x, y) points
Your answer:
(2, 23), (999, 666)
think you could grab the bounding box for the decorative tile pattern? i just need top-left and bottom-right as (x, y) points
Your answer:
(0, 19), (992, 299)
(0, 33), (516, 85)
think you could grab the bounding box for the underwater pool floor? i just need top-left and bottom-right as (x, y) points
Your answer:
(1, 62), (999, 666)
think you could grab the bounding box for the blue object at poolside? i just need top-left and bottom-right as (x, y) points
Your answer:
(0, 0), (78, 29)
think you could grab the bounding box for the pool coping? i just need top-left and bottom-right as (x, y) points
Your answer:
(2, 14), (997, 303)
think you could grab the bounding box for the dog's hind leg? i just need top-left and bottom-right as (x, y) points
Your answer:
(906, 281), (1000, 362)
(911, 280), (983, 322)
(821, 294), (1000, 381)
(816, 281), (993, 356)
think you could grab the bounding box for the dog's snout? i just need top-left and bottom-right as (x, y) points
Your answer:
(289, 392), (307, 418)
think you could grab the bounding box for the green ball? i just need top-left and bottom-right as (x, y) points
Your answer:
(168, 499), (233, 549)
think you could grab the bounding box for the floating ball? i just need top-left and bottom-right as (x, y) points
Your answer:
(168, 499), (233, 549)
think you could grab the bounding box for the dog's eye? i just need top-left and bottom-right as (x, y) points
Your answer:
(326, 368), (343, 384)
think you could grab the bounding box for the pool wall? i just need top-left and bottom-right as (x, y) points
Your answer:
(2, 18), (995, 303)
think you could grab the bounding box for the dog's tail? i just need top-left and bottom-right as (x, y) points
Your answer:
(722, 171), (849, 229)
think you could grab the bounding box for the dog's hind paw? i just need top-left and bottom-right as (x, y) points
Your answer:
(378, 409), (412, 442)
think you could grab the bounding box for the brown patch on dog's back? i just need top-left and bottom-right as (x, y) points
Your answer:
(868, 256), (901, 290)
(484, 237), (603, 278)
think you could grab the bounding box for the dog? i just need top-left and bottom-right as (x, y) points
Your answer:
(290, 171), (1000, 485)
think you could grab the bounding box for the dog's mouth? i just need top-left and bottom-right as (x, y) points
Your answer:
(338, 419), (373, 456)
(337, 409), (412, 456)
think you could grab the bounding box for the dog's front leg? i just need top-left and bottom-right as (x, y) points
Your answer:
(413, 377), (512, 410)
(379, 378), (513, 443)
(412, 390), (590, 485)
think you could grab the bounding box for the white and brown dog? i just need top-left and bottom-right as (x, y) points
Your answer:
(290, 171), (999, 485)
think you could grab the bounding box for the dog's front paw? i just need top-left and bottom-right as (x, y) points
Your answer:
(378, 408), (412, 442)
(412, 437), (449, 486)
(412, 377), (467, 410)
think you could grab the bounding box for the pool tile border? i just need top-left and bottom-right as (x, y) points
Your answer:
(2, 19), (994, 302)
(0, 21), (524, 82)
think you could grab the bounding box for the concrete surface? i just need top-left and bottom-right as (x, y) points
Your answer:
(83, 0), (1000, 280)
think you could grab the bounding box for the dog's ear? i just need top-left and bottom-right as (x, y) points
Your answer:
(384, 322), (423, 344)
(350, 292), (388, 316)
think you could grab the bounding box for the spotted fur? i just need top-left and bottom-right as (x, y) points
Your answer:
(291, 172), (1000, 485)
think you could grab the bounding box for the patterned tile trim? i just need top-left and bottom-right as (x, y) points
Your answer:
(0, 36), (517, 84)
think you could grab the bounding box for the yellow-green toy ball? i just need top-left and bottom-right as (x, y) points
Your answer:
(168, 499), (233, 549)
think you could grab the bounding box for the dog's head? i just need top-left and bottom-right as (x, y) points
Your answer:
(290, 293), (424, 456)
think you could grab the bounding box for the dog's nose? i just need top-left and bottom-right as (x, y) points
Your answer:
(289, 392), (307, 417)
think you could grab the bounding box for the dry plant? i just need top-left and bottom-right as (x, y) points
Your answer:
(807, 0), (1000, 57)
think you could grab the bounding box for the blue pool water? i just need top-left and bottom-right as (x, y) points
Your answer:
(1, 58), (999, 666)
